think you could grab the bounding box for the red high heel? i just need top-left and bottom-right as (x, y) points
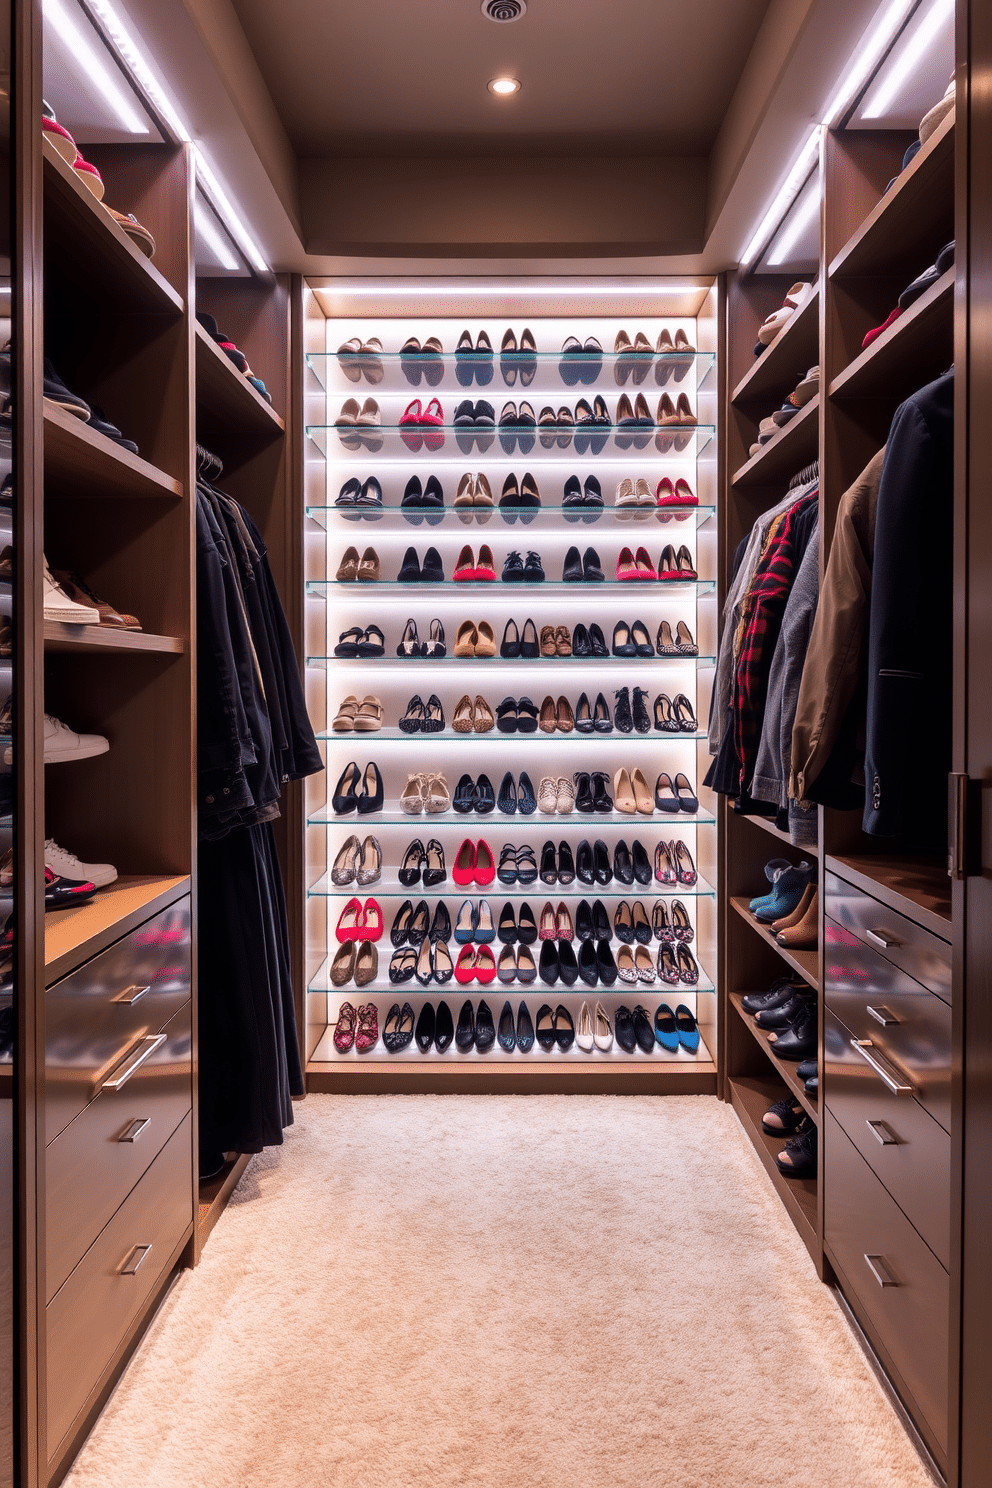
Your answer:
(359, 898), (383, 941)
(453, 838), (477, 886)
(455, 945), (477, 984)
(474, 945), (496, 983)
(336, 896), (363, 942)
(475, 839), (495, 886)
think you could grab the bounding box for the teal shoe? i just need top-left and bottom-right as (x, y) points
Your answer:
(653, 1002), (679, 1052)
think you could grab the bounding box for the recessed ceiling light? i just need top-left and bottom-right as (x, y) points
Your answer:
(488, 77), (521, 95)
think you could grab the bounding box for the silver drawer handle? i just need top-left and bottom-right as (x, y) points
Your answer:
(850, 1038), (914, 1096)
(119, 1244), (152, 1277)
(102, 1034), (166, 1092)
(119, 1117), (151, 1144)
(111, 984), (150, 1006)
(866, 1119), (899, 1146)
(864, 1253), (899, 1288)
(867, 1005), (900, 1026)
(866, 928), (903, 950)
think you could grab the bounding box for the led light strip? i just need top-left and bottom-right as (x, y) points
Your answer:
(862, 0), (954, 119)
(44, 0), (148, 133)
(81, 0), (269, 271)
(316, 282), (708, 297)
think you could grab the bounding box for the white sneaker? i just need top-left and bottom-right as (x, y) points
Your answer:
(42, 712), (109, 764)
(43, 557), (99, 624)
(45, 838), (117, 889)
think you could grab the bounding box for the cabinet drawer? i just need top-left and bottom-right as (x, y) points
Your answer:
(46, 1111), (192, 1462)
(825, 872), (951, 1003)
(825, 917), (951, 1133)
(46, 1000), (191, 1303)
(825, 1111), (948, 1452)
(46, 899), (190, 1143)
(824, 1009), (950, 1267)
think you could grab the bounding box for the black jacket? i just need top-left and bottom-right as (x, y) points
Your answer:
(863, 370), (954, 841)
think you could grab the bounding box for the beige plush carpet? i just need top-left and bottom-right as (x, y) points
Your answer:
(64, 1096), (934, 1488)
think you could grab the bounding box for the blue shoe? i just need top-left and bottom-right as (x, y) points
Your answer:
(675, 1003), (700, 1053)
(748, 858), (793, 912)
(753, 864), (813, 923)
(653, 1002), (679, 1052)
(454, 898), (477, 943)
(475, 900), (496, 943)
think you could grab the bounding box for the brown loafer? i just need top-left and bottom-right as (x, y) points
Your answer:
(357, 546), (379, 582)
(540, 625), (556, 657)
(336, 545), (360, 582)
(555, 625), (572, 656)
(539, 695), (558, 733)
(556, 695), (575, 732)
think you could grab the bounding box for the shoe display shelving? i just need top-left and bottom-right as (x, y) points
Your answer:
(304, 294), (719, 1088)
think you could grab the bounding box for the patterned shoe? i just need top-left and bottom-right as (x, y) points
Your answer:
(355, 1003), (379, 1052)
(334, 1001), (358, 1053)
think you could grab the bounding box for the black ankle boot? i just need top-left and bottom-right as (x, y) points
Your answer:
(614, 686), (633, 733)
(632, 686), (651, 734)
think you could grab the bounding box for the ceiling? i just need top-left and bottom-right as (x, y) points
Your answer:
(230, 0), (774, 159)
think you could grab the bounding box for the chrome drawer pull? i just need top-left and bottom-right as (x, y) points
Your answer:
(850, 1038), (914, 1096)
(112, 984), (150, 1006)
(867, 1005), (899, 1026)
(102, 1034), (166, 1092)
(864, 1253), (899, 1288)
(866, 1119), (899, 1146)
(119, 1117), (151, 1144)
(119, 1244), (152, 1277)
(866, 928), (902, 950)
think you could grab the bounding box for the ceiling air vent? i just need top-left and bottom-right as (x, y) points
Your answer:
(482, 0), (527, 21)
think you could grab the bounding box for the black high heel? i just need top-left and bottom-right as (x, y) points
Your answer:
(673, 694), (698, 732)
(423, 838), (446, 887)
(575, 693), (593, 733)
(357, 762), (383, 814)
(591, 771), (613, 812)
(398, 839), (425, 886)
(397, 618), (421, 657)
(654, 693), (680, 732)
(593, 692), (613, 732)
(399, 696), (426, 733)
(424, 619), (446, 658)
(501, 619), (521, 658)
(332, 761), (361, 814)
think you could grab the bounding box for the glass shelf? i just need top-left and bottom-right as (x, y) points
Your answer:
(308, 967), (715, 999)
(306, 503), (716, 531)
(316, 727), (709, 742)
(307, 578), (716, 594)
(306, 348), (717, 394)
(305, 423), (716, 461)
(307, 872), (715, 900)
(307, 655), (714, 670)
(308, 806), (714, 828)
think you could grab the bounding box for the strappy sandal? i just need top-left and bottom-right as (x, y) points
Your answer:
(424, 618), (446, 657)
(334, 627), (364, 657)
(673, 694), (698, 732)
(358, 625), (385, 658)
(423, 694), (445, 733)
(397, 618), (421, 657)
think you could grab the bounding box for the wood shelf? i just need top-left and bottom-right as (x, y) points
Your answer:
(730, 808), (805, 848)
(729, 992), (818, 1122)
(194, 320), (286, 452)
(43, 623), (184, 655)
(42, 137), (183, 318)
(829, 268), (954, 402)
(729, 1073), (818, 1262)
(730, 894), (819, 989)
(44, 403), (183, 502)
(825, 852), (951, 939)
(44, 874), (190, 986)
(731, 396), (819, 489)
(197, 1152), (252, 1259)
(829, 113), (955, 280)
(731, 289), (819, 408)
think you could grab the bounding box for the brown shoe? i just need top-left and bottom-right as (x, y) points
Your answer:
(355, 942), (378, 987)
(454, 620), (478, 657)
(540, 625), (556, 657)
(474, 695), (495, 732)
(776, 888), (819, 950)
(771, 882), (815, 934)
(555, 625), (572, 656)
(331, 940), (356, 986)
(357, 546), (380, 582)
(453, 695), (475, 732)
(336, 545), (360, 582)
(539, 695), (558, 733)
(556, 695), (575, 732)
(475, 621), (497, 657)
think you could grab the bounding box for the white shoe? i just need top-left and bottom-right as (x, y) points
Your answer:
(43, 558), (99, 624)
(594, 1001), (614, 1051)
(576, 1000), (595, 1052)
(42, 712), (109, 763)
(45, 837), (117, 889)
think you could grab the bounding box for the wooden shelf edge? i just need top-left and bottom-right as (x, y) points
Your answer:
(731, 289), (819, 407)
(194, 320), (287, 434)
(197, 1152), (252, 1257)
(828, 268), (954, 400)
(731, 395), (819, 488)
(824, 852), (951, 939)
(306, 1058), (718, 1095)
(729, 1075), (819, 1262)
(45, 874), (190, 984)
(829, 112), (955, 280)
(42, 135), (184, 316)
(729, 895), (820, 989)
(728, 809), (809, 848)
(43, 402), (184, 499)
(43, 622), (185, 654)
(729, 993), (818, 1122)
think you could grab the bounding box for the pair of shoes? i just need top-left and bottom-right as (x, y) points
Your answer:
(655, 477), (697, 514)
(538, 840), (576, 886)
(501, 550), (545, 582)
(655, 393), (698, 452)
(562, 545), (604, 582)
(498, 400), (537, 450)
(654, 772), (699, 813)
(399, 694), (444, 732)
(741, 976), (808, 1014)
(538, 900), (575, 940)
(397, 618), (445, 657)
(336, 476), (383, 517)
(382, 1001), (418, 1051)
(454, 997), (496, 1049)
(613, 767), (654, 814)
(499, 618), (539, 656)
(496, 998), (533, 1050)
(571, 938), (617, 987)
(497, 902), (539, 943)
(611, 620), (654, 656)
(495, 696), (539, 732)
(616, 943), (657, 983)
(537, 942), (579, 988)
(652, 1002), (700, 1052)
(398, 546), (444, 582)
(332, 761), (383, 815)
(390, 898), (450, 947)
(332, 694), (383, 732)
(562, 474), (604, 513)
(572, 622), (608, 656)
(454, 619), (496, 656)
(539, 624), (572, 657)
(776, 1120), (818, 1178)
(749, 860), (815, 922)
(400, 771), (451, 813)
(454, 399), (496, 447)
(655, 839), (697, 886)
(453, 839), (496, 886)
(330, 941), (378, 988)
(456, 330), (494, 385)
(399, 397), (444, 450)
(336, 545), (379, 582)
(335, 625), (385, 657)
(533, 1002), (576, 1048)
(573, 771), (613, 812)
(335, 397), (383, 450)
(559, 336), (603, 385)
(196, 313), (270, 400)
(453, 694), (495, 732)
(453, 772), (496, 814)
(574, 692), (614, 732)
(656, 620), (698, 655)
(774, 885), (819, 949)
(614, 477), (656, 514)
(497, 472), (541, 513)
(615, 686), (652, 734)
(654, 692), (698, 731)
(401, 475), (445, 516)
(496, 945), (538, 983)
(616, 544), (697, 580)
(651, 900), (693, 944)
(609, 899), (652, 944)
(497, 771), (537, 814)
(333, 999), (380, 1052)
(500, 328), (538, 386)
(571, 837), (651, 886)
(766, 997), (818, 1060)
(537, 776), (576, 814)
(331, 836), (382, 887)
(655, 328), (696, 383)
(538, 695), (576, 732)
(657, 943), (700, 985)
(454, 899), (496, 943)
(454, 472), (495, 519)
(336, 337), (384, 384)
(398, 839), (446, 888)
(453, 544), (496, 581)
(496, 842), (538, 885)
(755, 283), (814, 349)
(410, 999), (454, 1050)
(333, 892), (380, 940)
(6, 711), (109, 767)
